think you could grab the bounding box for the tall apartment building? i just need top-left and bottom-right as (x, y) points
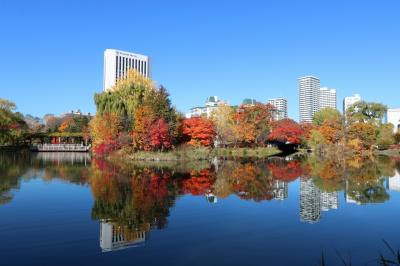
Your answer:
(343, 94), (361, 114)
(299, 76), (320, 123)
(268, 98), (288, 120)
(319, 87), (337, 110)
(103, 49), (151, 92)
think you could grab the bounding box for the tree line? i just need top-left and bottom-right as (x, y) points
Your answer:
(90, 69), (400, 156)
(0, 97), (91, 146)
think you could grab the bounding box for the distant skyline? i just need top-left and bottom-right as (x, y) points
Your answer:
(0, 0), (399, 120)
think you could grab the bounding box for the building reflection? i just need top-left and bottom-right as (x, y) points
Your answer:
(344, 179), (361, 205)
(300, 178), (338, 223)
(272, 180), (288, 200)
(388, 170), (400, 192)
(100, 220), (149, 252)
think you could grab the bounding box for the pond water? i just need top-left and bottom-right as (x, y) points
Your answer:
(1, 151), (400, 265)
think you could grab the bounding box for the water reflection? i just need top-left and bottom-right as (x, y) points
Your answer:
(1, 151), (400, 254)
(300, 178), (338, 223)
(34, 152), (91, 165)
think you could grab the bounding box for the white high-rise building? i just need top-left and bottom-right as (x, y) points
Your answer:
(319, 87), (337, 110)
(268, 98), (288, 120)
(386, 108), (400, 133)
(103, 49), (151, 92)
(299, 76), (320, 123)
(343, 94), (361, 114)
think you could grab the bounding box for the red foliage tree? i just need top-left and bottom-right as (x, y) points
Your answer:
(182, 117), (216, 147)
(268, 119), (304, 145)
(150, 118), (172, 151)
(268, 160), (305, 182)
(180, 169), (215, 195)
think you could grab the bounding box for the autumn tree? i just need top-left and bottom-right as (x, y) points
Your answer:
(211, 104), (237, 147)
(150, 118), (172, 151)
(233, 103), (275, 146)
(142, 85), (182, 146)
(317, 119), (344, 145)
(268, 119), (303, 145)
(182, 117), (216, 147)
(132, 105), (156, 151)
(89, 112), (123, 155)
(347, 122), (377, 150)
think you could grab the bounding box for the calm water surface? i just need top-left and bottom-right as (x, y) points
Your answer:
(1, 151), (400, 265)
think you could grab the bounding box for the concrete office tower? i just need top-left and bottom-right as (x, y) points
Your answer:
(103, 49), (151, 92)
(343, 94), (361, 114)
(268, 98), (288, 120)
(319, 87), (337, 110)
(299, 76), (320, 123)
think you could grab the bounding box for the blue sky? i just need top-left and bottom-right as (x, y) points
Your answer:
(0, 0), (399, 120)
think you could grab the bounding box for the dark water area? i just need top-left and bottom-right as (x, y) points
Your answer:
(1, 151), (400, 265)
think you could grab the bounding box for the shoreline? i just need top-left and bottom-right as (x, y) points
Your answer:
(108, 147), (283, 163)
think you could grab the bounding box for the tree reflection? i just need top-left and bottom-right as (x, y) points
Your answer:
(0, 151), (90, 205)
(2, 151), (400, 249)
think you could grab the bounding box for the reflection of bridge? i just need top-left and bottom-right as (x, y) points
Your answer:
(34, 152), (91, 165)
(32, 144), (90, 152)
(100, 221), (148, 252)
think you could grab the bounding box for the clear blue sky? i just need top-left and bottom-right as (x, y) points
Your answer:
(0, 0), (399, 120)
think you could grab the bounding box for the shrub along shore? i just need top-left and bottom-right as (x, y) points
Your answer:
(110, 146), (281, 162)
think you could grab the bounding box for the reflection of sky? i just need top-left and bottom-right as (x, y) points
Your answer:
(1, 170), (400, 265)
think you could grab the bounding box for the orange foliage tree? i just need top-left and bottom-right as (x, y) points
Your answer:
(347, 122), (377, 150)
(89, 112), (122, 156)
(233, 103), (275, 146)
(317, 120), (344, 145)
(182, 117), (216, 147)
(132, 105), (156, 151)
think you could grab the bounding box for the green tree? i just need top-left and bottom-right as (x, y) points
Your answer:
(0, 98), (27, 145)
(346, 101), (387, 124)
(313, 108), (342, 126)
(376, 123), (395, 150)
(94, 69), (154, 129)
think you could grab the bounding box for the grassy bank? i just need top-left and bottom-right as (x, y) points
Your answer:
(110, 146), (282, 163)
